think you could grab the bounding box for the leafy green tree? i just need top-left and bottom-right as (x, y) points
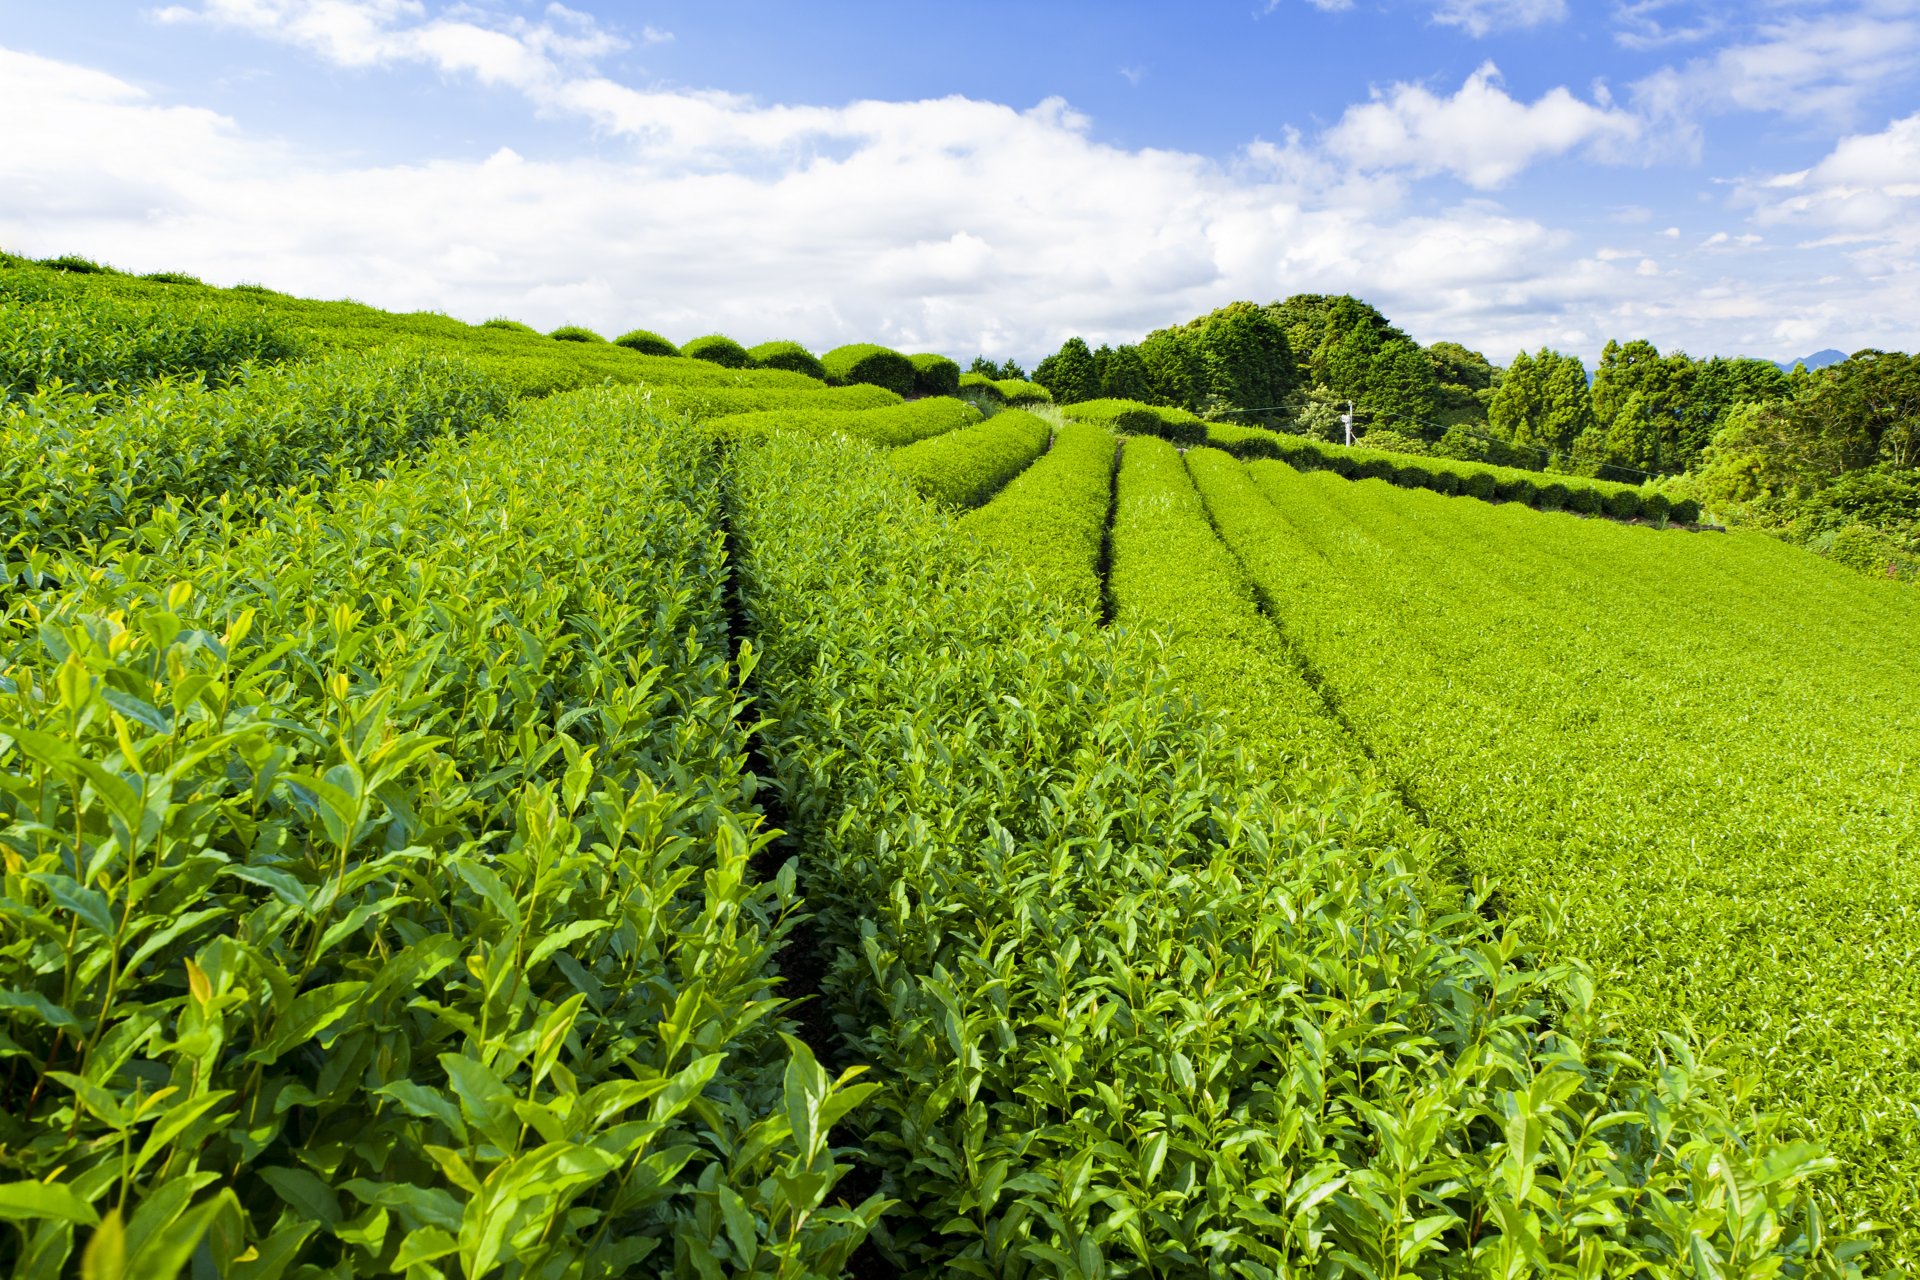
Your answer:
(1138, 326), (1209, 411)
(1489, 348), (1594, 464)
(1033, 336), (1102, 405)
(1101, 343), (1152, 401)
(1427, 342), (1499, 430)
(969, 355), (1028, 381)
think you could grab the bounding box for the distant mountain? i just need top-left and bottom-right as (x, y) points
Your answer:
(1777, 348), (1847, 372)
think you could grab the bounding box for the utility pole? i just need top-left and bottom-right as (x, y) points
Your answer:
(1341, 400), (1355, 447)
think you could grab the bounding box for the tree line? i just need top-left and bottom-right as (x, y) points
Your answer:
(998, 295), (1918, 574)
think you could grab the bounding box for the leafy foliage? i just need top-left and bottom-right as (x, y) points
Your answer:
(1, 294), (303, 399)
(907, 352), (961, 399)
(1216, 454), (1918, 1261)
(1062, 398), (1205, 446)
(957, 418), (1115, 614)
(613, 329), (681, 357)
(821, 344), (916, 396)
(546, 325), (606, 343)
(0, 390), (884, 1277)
(989, 378), (1051, 406)
(888, 407), (1050, 507)
(1, 347), (509, 557)
(747, 340), (827, 381)
(682, 334), (751, 368)
(709, 396), (976, 448)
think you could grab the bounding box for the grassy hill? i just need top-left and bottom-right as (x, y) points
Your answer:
(0, 257), (1898, 1276)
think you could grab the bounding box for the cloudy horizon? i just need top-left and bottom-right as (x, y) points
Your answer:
(3, 0), (1917, 369)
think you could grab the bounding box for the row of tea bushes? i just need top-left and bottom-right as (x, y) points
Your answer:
(0, 346), (509, 560)
(1206, 420), (1701, 523)
(888, 407), (1051, 507)
(708, 396), (979, 448)
(958, 372), (1054, 406)
(0, 389), (882, 1278)
(957, 418), (1116, 615)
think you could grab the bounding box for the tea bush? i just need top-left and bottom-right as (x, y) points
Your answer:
(888, 407), (1049, 506)
(821, 343), (915, 396)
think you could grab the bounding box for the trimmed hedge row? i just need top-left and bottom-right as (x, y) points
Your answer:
(889, 407), (1051, 507)
(992, 377), (1051, 406)
(547, 325), (606, 343)
(822, 343), (916, 396)
(708, 396), (979, 448)
(908, 352), (960, 398)
(748, 340), (828, 381)
(1206, 421), (1702, 524)
(957, 418), (1116, 614)
(1063, 397), (1206, 446)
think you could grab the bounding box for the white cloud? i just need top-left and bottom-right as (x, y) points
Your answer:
(1431, 0), (1568, 37)
(1325, 62), (1641, 189)
(1612, 0), (1723, 51)
(1745, 112), (1920, 245)
(1632, 7), (1920, 128)
(10, 7), (1920, 366)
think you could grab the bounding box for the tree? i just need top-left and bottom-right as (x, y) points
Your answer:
(1489, 348), (1594, 465)
(969, 355), (1028, 381)
(1033, 336), (1101, 405)
(1101, 344), (1152, 401)
(1428, 342), (1499, 430)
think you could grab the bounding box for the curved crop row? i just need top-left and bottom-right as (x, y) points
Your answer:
(646, 381), (900, 419)
(708, 396), (978, 448)
(957, 418), (1115, 614)
(0, 389), (881, 1277)
(727, 429), (1856, 1278)
(888, 407), (1050, 507)
(1206, 421), (1700, 523)
(1, 346), (509, 559)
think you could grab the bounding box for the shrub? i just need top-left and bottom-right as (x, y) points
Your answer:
(614, 328), (681, 356)
(1462, 470), (1498, 501)
(1604, 488), (1644, 520)
(140, 270), (203, 285)
(1360, 427), (1430, 456)
(959, 371), (1004, 402)
(1641, 491), (1672, 524)
(823, 343), (916, 396)
(1670, 496), (1702, 524)
(230, 283), (285, 296)
(748, 340), (827, 381)
(1536, 481), (1572, 512)
(1495, 474), (1537, 503)
(549, 324), (607, 343)
(37, 254), (116, 275)
(683, 334), (751, 368)
(995, 378), (1053, 406)
(1394, 463), (1435, 490)
(1428, 468), (1462, 496)
(481, 317), (538, 334)
(958, 419), (1116, 614)
(1355, 456), (1396, 481)
(909, 352), (961, 398)
(1567, 485), (1604, 515)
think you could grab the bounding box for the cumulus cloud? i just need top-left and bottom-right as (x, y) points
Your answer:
(11, 3), (1920, 363)
(1325, 62), (1640, 189)
(1746, 112), (1920, 245)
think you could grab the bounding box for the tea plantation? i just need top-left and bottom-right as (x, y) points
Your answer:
(0, 258), (1904, 1276)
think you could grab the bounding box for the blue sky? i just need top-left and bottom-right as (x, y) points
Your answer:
(3, 1), (1918, 367)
